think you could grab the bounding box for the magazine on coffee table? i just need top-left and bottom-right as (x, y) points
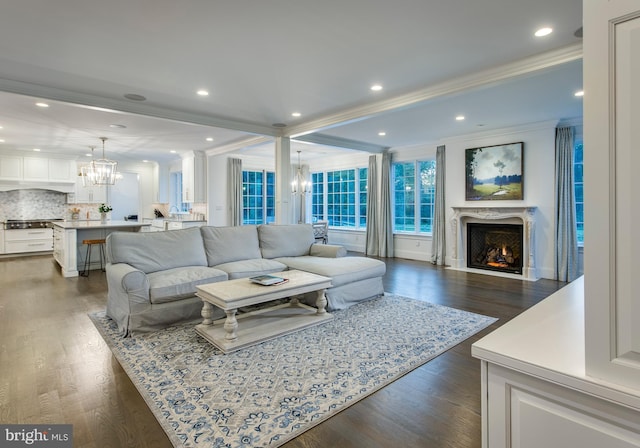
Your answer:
(249, 274), (289, 286)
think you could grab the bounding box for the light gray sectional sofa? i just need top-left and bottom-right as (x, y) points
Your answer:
(105, 224), (386, 335)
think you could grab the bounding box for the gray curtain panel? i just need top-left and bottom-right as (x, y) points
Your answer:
(379, 151), (394, 257)
(227, 158), (243, 226)
(555, 127), (579, 281)
(365, 155), (379, 256)
(431, 145), (446, 265)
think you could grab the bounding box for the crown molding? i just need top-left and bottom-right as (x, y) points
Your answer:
(205, 135), (274, 156)
(293, 133), (388, 153)
(0, 78), (280, 137)
(285, 43), (583, 139)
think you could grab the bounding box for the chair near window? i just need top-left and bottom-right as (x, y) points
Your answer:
(312, 221), (328, 244)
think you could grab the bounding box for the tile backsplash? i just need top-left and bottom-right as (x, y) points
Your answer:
(0, 189), (68, 221)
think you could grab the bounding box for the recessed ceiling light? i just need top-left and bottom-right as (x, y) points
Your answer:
(370, 84), (383, 91)
(142, 160), (149, 163)
(85, 153), (92, 157)
(291, 112), (301, 118)
(197, 90), (209, 96)
(378, 131), (386, 136)
(110, 124), (127, 129)
(206, 137), (214, 142)
(535, 27), (553, 37)
(456, 115), (465, 121)
(33, 148), (41, 152)
(272, 123), (287, 128)
(36, 102), (49, 108)
(170, 150), (177, 154)
(574, 90), (584, 97)
(0, 125), (3, 129)
(0, 139), (4, 143)
(124, 93), (146, 101)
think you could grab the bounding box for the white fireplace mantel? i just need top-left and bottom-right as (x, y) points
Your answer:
(450, 206), (537, 280)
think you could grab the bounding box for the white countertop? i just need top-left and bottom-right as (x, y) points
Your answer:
(472, 276), (640, 409)
(53, 220), (150, 229)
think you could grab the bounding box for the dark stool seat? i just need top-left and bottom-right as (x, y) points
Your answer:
(80, 238), (106, 277)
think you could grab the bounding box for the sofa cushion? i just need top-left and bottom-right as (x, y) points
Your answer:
(275, 256), (386, 287)
(147, 266), (228, 304)
(107, 227), (208, 274)
(258, 224), (315, 259)
(214, 258), (287, 279)
(200, 225), (262, 266)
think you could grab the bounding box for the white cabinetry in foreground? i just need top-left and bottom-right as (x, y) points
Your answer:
(472, 278), (640, 448)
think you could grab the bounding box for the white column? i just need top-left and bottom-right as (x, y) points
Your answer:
(274, 137), (293, 224)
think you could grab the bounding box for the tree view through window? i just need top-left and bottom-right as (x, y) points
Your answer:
(242, 170), (275, 225)
(311, 168), (367, 229)
(393, 160), (436, 234)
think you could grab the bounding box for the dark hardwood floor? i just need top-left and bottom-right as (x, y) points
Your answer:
(0, 254), (565, 447)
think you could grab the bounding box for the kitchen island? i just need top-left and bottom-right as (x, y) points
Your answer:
(53, 220), (150, 277)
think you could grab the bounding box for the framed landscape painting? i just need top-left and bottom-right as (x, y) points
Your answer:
(465, 142), (523, 201)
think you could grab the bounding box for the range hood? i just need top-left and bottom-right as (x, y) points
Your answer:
(0, 181), (75, 193)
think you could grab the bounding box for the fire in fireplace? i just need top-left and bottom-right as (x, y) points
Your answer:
(467, 223), (523, 274)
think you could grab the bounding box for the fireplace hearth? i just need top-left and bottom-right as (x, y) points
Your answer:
(467, 223), (523, 274)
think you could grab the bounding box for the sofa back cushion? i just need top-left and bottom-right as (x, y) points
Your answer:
(258, 224), (314, 259)
(200, 225), (262, 266)
(106, 227), (207, 273)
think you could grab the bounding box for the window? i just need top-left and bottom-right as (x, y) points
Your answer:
(358, 167), (368, 227)
(574, 142), (584, 244)
(393, 160), (436, 234)
(169, 171), (189, 212)
(242, 170), (275, 225)
(311, 168), (367, 229)
(311, 172), (324, 222)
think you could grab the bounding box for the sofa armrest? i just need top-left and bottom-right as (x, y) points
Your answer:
(106, 262), (150, 305)
(309, 243), (347, 258)
(106, 262), (151, 336)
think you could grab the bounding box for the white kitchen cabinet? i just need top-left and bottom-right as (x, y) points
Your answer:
(4, 228), (54, 254)
(23, 157), (49, 180)
(0, 154), (76, 184)
(72, 170), (108, 204)
(0, 155), (23, 180)
(165, 220), (205, 231)
(182, 151), (206, 203)
(141, 218), (166, 232)
(0, 229), (4, 254)
(48, 158), (76, 182)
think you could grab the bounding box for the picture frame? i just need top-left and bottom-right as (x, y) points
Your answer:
(465, 142), (524, 201)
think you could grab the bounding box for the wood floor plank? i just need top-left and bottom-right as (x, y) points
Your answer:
(0, 254), (565, 447)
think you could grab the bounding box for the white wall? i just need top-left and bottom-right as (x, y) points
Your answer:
(326, 120), (558, 277)
(116, 160), (157, 220)
(203, 120), (559, 278)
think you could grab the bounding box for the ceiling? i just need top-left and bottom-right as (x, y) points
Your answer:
(0, 0), (583, 164)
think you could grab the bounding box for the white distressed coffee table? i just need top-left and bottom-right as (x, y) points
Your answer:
(195, 270), (333, 353)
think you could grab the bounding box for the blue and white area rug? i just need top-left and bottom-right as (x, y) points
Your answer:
(90, 294), (497, 448)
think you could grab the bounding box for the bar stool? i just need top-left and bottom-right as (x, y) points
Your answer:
(81, 239), (106, 277)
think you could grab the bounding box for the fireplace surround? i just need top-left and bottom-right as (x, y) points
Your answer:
(451, 206), (537, 280)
